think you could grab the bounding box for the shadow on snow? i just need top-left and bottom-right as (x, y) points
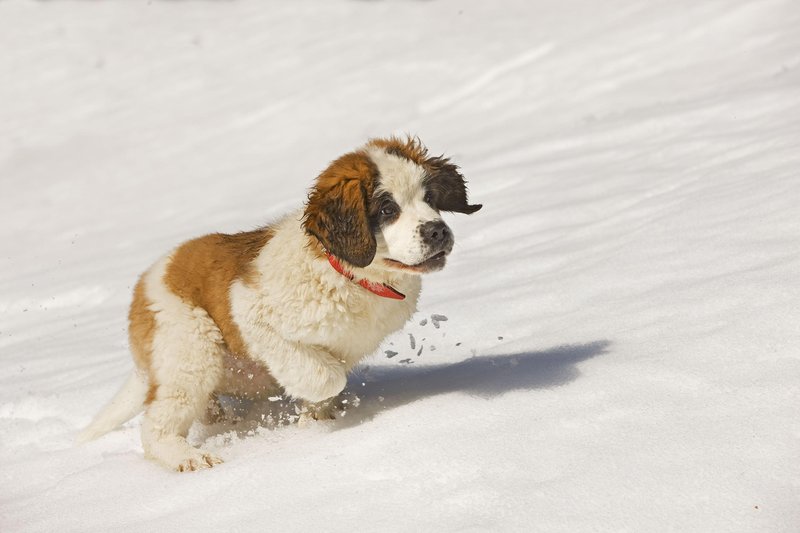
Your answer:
(337, 339), (611, 427)
(202, 340), (610, 438)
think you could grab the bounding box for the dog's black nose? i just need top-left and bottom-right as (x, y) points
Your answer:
(420, 220), (453, 248)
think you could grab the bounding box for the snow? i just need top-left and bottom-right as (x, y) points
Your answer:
(1, 0), (799, 531)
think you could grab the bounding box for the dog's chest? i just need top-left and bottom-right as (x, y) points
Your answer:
(306, 287), (418, 362)
(273, 277), (418, 364)
(232, 268), (420, 367)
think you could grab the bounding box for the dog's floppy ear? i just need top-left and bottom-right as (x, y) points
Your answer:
(424, 155), (482, 214)
(303, 152), (377, 268)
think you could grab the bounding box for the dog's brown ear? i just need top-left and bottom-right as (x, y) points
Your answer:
(424, 155), (482, 214)
(303, 152), (377, 268)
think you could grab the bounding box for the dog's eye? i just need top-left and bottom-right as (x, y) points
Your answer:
(423, 191), (434, 205)
(381, 203), (398, 217)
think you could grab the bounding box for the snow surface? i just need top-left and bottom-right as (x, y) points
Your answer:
(1, 1), (799, 531)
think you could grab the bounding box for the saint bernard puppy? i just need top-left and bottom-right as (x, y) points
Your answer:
(78, 136), (481, 471)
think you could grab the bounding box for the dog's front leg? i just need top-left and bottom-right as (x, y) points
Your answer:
(253, 335), (347, 404)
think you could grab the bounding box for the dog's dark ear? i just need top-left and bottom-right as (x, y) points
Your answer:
(424, 155), (482, 214)
(303, 152), (377, 268)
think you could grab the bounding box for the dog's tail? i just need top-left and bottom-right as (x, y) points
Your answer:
(77, 371), (148, 443)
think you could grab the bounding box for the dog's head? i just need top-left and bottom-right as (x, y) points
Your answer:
(303, 136), (481, 274)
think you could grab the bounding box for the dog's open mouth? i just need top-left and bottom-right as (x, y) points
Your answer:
(384, 251), (448, 273)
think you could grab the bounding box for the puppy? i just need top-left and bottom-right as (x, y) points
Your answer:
(78, 136), (481, 471)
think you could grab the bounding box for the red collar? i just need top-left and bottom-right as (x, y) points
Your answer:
(325, 252), (406, 300)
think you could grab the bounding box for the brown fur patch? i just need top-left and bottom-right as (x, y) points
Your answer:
(128, 276), (158, 403)
(163, 228), (273, 361)
(303, 151), (379, 268)
(367, 135), (431, 166)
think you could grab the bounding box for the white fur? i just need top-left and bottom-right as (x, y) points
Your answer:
(366, 147), (445, 266)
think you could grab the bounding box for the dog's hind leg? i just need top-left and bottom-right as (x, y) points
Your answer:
(142, 383), (224, 472)
(140, 261), (226, 472)
(141, 309), (225, 471)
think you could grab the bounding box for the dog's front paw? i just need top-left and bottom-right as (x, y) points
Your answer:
(297, 397), (340, 427)
(285, 363), (347, 403)
(174, 449), (224, 472)
(315, 366), (348, 401)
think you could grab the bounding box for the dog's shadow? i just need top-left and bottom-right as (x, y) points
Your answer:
(201, 340), (610, 439)
(337, 339), (610, 428)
